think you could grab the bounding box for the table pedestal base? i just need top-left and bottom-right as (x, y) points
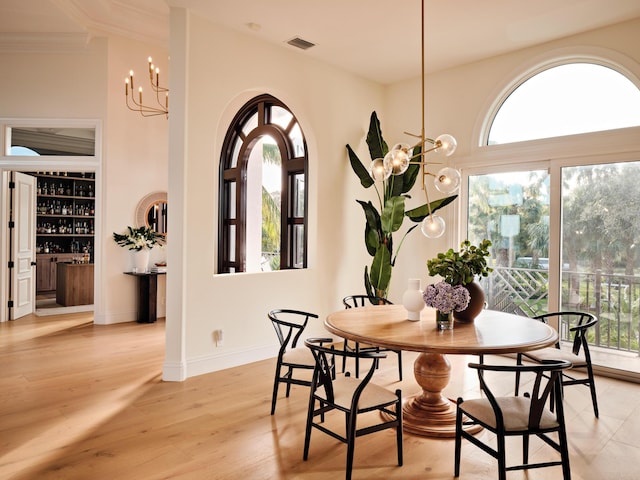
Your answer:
(384, 352), (482, 437)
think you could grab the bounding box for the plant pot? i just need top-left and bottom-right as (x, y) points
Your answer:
(453, 280), (485, 323)
(131, 248), (150, 273)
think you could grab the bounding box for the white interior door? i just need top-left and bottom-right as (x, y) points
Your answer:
(11, 172), (36, 319)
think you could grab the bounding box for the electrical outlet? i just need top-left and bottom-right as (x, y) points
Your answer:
(214, 329), (224, 347)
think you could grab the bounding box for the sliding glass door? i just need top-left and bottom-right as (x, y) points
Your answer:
(560, 161), (640, 373)
(466, 170), (550, 317)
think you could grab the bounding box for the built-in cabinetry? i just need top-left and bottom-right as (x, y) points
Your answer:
(30, 172), (95, 293)
(36, 253), (76, 292)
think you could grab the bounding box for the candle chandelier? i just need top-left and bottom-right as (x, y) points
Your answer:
(124, 57), (169, 118)
(368, 0), (461, 238)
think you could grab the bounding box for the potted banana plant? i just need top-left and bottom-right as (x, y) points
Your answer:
(346, 112), (457, 299)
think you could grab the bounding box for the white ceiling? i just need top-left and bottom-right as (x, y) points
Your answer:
(2, 0), (640, 84)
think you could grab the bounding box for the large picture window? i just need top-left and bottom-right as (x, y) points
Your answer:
(464, 57), (640, 377)
(218, 95), (308, 273)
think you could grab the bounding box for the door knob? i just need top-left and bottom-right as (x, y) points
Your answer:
(31, 261), (37, 266)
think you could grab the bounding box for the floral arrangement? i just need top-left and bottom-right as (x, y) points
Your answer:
(113, 226), (164, 251)
(423, 282), (470, 314)
(427, 239), (493, 286)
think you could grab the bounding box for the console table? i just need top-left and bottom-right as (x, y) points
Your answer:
(124, 271), (166, 323)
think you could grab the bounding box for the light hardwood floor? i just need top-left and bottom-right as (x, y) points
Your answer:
(1, 312), (640, 480)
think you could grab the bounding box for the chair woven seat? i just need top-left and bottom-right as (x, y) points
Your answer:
(282, 347), (315, 366)
(460, 396), (559, 432)
(522, 347), (587, 367)
(315, 375), (399, 410)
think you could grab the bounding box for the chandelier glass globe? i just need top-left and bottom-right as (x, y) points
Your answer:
(421, 214), (446, 238)
(368, 158), (392, 181)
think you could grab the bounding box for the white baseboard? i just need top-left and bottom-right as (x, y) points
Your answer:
(188, 345), (275, 377)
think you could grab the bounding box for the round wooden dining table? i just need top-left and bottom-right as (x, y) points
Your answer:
(325, 304), (558, 437)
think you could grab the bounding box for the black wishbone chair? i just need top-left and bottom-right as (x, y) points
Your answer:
(303, 338), (403, 480)
(268, 309), (326, 415)
(515, 311), (599, 417)
(455, 360), (573, 480)
(342, 295), (402, 381)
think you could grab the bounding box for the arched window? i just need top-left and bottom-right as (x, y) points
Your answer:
(465, 58), (640, 378)
(218, 94), (308, 273)
(488, 63), (640, 145)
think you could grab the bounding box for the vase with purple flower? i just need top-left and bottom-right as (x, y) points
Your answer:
(423, 282), (470, 330)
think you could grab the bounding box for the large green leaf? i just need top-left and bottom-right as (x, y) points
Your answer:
(370, 245), (392, 294)
(347, 144), (374, 188)
(366, 111), (388, 161)
(382, 196), (406, 233)
(405, 194), (458, 222)
(357, 200), (382, 256)
(364, 224), (379, 256)
(357, 200), (382, 231)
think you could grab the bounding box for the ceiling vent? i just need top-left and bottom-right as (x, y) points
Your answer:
(286, 37), (316, 50)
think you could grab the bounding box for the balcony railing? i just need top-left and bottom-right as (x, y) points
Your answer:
(481, 267), (640, 356)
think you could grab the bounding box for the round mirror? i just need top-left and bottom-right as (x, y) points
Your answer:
(136, 191), (167, 235)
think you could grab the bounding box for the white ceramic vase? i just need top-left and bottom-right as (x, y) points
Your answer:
(402, 278), (425, 321)
(131, 248), (150, 273)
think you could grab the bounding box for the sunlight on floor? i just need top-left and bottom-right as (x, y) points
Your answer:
(0, 372), (160, 475)
(0, 316), (93, 347)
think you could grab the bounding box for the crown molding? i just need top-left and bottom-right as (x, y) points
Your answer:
(52, 0), (169, 47)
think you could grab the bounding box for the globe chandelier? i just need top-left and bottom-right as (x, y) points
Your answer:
(367, 0), (461, 238)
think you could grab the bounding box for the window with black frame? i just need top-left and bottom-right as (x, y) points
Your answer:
(218, 95), (308, 273)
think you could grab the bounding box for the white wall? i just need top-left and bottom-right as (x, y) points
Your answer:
(0, 36), (106, 117)
(102, 35), (168, 323)
(164, 9), (384, 379)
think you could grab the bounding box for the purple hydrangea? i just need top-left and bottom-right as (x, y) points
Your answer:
(423, 282), (470, 314)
